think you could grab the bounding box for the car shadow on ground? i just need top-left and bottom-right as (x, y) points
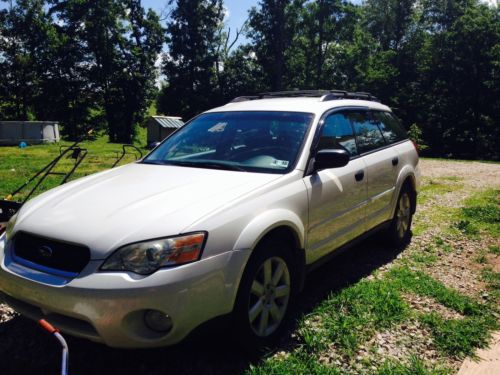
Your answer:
(0, 235), (408, 375)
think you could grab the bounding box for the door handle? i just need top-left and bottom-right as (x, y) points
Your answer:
(355, 170), (364, 181)
(392, 157), (399, 166)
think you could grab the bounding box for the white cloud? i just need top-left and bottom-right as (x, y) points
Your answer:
(223, 6), (230, 22)
(480, 0), (498, 6)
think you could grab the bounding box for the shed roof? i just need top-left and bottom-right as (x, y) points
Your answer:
(150, 116), (184, 129)
(0, 121), (59, 125)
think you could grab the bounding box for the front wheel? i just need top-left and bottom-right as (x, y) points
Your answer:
(232, 238), (295, 350)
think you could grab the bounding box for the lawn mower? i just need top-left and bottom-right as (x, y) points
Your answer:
(0, 140), (143, 225)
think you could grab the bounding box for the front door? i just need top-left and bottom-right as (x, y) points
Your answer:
(305, 111), (367, 264)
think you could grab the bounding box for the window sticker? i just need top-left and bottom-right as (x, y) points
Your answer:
(208, 122), (227, 133)
(270, 159), (289, 168)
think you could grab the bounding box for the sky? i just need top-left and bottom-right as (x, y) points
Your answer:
(142, 1), (365, 32)
(141, 0), (363, 47)
(142, 0), (257, 46)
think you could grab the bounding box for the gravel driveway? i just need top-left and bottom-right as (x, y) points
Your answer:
(0, 159), (498, 375)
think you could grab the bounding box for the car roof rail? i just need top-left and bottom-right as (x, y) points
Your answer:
(229, 89), (379, 103)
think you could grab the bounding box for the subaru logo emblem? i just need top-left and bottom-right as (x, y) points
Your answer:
(38, 245), (53, 258)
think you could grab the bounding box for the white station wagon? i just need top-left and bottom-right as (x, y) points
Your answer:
(0, 90), (419, 349)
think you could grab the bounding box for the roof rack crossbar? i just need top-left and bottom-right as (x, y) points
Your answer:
(229, 89), (379, 103)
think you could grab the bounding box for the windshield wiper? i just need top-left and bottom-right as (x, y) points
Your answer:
(169, 160), (247, 172)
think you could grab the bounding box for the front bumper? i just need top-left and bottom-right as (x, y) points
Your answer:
(0, 234), (250, 348)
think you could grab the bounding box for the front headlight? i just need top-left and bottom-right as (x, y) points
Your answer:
(101, 232), (207, 275)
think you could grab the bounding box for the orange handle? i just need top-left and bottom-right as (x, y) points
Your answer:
(38, 319), (59, 334)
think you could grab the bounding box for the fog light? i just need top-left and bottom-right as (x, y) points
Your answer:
(144, 310), (173, 333)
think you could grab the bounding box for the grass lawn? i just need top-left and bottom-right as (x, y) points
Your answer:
(0, 128), (148, 201)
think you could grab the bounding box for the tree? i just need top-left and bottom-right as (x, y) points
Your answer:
(218, 45), (266, 99)
(0, 0), (53, 120)
(158, 0), (224, 120)
(1, 0), (163, 142)
(78, 0), (163, 142)
(247, 0), (304, 91)
(294, 0), (359, 89)
(416, 1), (499, 159)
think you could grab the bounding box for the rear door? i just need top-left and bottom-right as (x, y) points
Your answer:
(305, 111), (367, 264)
(350, 111), (399, 229)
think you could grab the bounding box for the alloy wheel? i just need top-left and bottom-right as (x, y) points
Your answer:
(396, 192), (411, 239)
(247, 256), (291, 337)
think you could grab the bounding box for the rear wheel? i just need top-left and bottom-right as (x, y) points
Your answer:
(232, 238), (295, 350)
(387, 186), (413, 246)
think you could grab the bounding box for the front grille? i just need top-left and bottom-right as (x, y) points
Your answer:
(13, 231), (90, 275)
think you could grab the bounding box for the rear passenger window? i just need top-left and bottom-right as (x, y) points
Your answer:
(373, 112), (407, 143)
(348, 112), (386, 153)
(319, 113), (358, 156)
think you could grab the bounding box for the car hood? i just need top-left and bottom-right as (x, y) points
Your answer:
(14, 163), (281, 259)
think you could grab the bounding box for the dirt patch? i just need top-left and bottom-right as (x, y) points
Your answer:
(0, 304), (16, 324)
(402, 293), (464, 320)
(425, 236), (489, 298)
(419, 160), (500, 189)
(488, 254), (500, 273)
(319, 319), (461, 374)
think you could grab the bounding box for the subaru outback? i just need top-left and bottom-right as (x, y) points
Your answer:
(0, 90), (419, 348)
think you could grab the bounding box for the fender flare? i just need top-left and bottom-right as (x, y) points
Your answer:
(233, 209), (305, 252)
(390, 167), (417, 217)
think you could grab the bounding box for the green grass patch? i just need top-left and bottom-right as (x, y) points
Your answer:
(481, 268), (500, 303)
(246, 351), (340, 375)
(250, 265), (497, 372)
(311, 280), (409, 357)
(411, 245), (439, 265)
(488, 245), (500, 255)
(388, 268), (497, 358)
(421, 313), (497, 358)
(474, 250), (488, 264)
(249, 279), (409, 373)
(413, 206), (457, 237)
(388, 267), (482, 316)
(456, 189), (500, 237)
(433, 237), (453, 253)
(376, 356), (451, 375)
(0, 131), (148, 200)
(439, 176), (463, 182)
(418, 179), (463, 205)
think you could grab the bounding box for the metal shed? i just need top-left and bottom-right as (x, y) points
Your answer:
(147, 116), (184, 144)
(0, 121), (60, 146)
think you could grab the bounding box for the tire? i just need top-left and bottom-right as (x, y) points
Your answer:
(387, 185), (414, 247)
(232, 237), (295, 351)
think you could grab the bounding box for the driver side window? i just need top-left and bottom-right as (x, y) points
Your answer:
(318, 113), (358, 156)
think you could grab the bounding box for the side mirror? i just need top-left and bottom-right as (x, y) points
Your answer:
(314, 149), (350, 171)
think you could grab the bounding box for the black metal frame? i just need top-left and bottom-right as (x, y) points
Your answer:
(0, 139), (144, 223)
(112, 144), (143, 168)
(0, 142), (88, 222)
(230, 89), (379, 103)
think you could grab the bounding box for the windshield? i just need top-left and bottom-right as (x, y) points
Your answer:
(143, 111), (314, 174)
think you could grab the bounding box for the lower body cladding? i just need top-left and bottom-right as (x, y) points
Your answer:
(0, 237), (251, 348)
